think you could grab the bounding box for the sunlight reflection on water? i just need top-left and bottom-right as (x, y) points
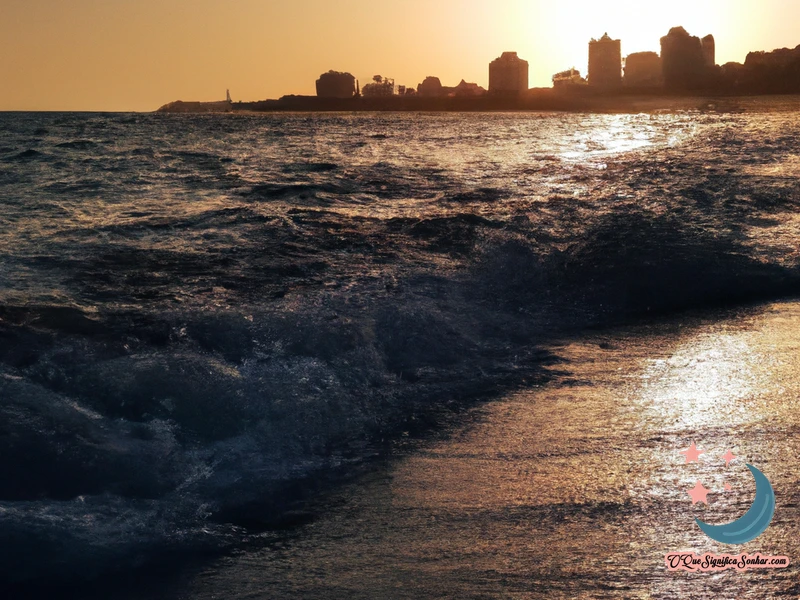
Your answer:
(641, 332), (765, 430)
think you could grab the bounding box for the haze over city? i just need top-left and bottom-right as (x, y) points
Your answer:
(2, 0), (800, 111)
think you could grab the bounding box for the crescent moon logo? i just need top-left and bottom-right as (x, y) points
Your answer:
(695, 463), (776, 545)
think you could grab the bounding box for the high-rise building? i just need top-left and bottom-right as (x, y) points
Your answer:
(489, 52), (529, 96)
(660, 27), (715, 89)
(588, 33), (622, 89)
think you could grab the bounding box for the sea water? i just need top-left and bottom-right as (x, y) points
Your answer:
(1, 101), (799, 584)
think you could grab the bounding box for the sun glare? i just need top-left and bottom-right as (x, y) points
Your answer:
(530, 0), (732, 80)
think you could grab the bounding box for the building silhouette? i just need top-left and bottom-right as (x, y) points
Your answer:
(702, 34), (716, 67)
(449, 80), (487, 97)
(316, 71), (356, 98)
(660, 27), (715, 90)
(589, 33), (622, 89)
(489, 52), (529, 96)
(738, 45), (800, 93)
(417, 76), (444, 97)
(396, 85), (416, 96)
(624, 52), (663, 87)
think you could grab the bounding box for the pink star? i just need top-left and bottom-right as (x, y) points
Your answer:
(724, 483), (732, 492)
(688, 481), (710, 505)
(723, 450), (737, 466)
(680, 442), (705, 464)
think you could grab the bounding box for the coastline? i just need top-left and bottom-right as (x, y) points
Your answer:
(155, 93), (800, 114)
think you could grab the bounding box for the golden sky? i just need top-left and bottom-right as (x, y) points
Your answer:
(1, 0), (798, 111)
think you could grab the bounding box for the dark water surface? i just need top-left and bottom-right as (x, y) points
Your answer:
(1, 102), (800, 590)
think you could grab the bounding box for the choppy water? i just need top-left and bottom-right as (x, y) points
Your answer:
(146, 302), (800, 600)
(1, 102), (800, 588)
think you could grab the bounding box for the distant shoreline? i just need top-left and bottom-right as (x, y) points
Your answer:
(155, 93), (800, 114)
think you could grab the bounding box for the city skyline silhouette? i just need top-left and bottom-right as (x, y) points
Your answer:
(1, 0), (798, 111)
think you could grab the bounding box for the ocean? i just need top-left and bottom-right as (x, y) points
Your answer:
(1, 101), (800, 591)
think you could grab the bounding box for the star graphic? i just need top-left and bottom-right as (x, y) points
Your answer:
(724, 483), (733, 492)
(680, 442), (705, 464)
(688, 481), (710, 505)
(723, 449), (737, 466)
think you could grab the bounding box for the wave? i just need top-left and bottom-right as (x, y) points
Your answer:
(246, 182), (344, 200)
(55, 140), (102, 151)
(2, 108), (800, 589)
(3, 149), (48, 162)
(3, 199), (799, 587)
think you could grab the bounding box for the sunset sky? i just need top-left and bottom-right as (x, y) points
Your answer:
(1, 0), (798, 111)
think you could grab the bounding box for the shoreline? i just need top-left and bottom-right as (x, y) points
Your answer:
(147, 300), (800, 598)
(9, 295), (800, 599)
(155, 93), (800, 114)
(50, 298), (800, 599)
